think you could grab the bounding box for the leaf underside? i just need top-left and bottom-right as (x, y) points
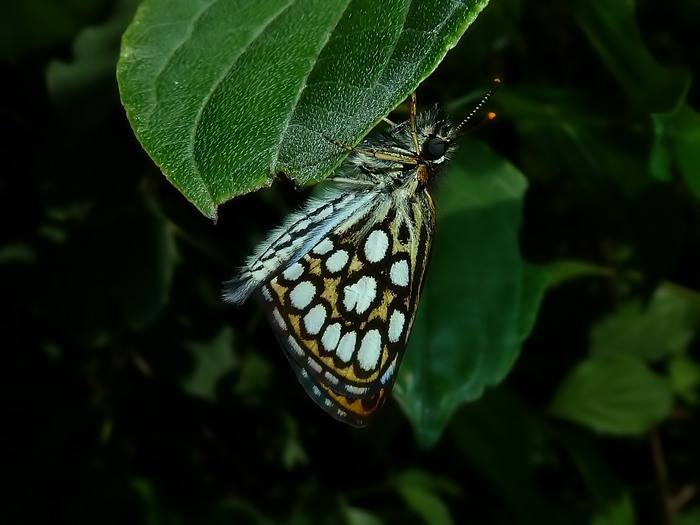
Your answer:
(118, 0), (490, 218)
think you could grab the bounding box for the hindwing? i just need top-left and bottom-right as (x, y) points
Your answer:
(258, 192), (436, 426)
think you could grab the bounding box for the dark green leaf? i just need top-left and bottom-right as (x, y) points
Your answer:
(395, 141), (549, 446)
(118, 0), (490, 218)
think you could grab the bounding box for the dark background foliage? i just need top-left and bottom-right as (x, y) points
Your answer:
(2, 0), (699, 524)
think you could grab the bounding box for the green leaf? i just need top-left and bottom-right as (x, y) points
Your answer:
(550, 355), (673, 435)
(117, 0), (490, 218)
(590, 285), (700, 363)
(394, 141), (550, 447)
(182, 326), (237, 400)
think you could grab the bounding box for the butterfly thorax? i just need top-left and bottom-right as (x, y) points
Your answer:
(343, 108), (458, 194)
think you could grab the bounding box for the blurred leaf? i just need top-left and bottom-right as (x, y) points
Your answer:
(679, 507), (700, 525)
(346, 507), (384, 525)
(117, 0), (490, 218)
(552, 425), (626, 508)
(651, 105), (700, 201)
(0, 242), (36, 265)
(668, 355), (700, 405)
(47, 0), (138, 103)
(395, 141), (550, 446)
(550, 355), (673, 435)
(590, 285), (700, 362)
(393, 470), (459, 525)
(117, 198), (179, 330)
(41, 195), (178, 342)
(589, 494), (635, 525)
(203, 498), (275, 525)
(279, 416), (308, 470)
(182, 326), (237, 400)
(573, 0), (690, 112)
(498, 86), (656, 200)
(288, 488), (347, 525)
(451, 389), (567, 524)
(548, 259), (611, 287)
(233, 352), (274, 405)
(0, 0), (110, 59)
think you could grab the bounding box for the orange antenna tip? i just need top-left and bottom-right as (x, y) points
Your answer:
(487, 112), (496, 120)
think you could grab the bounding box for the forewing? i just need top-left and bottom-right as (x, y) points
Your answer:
(259, 192), (436, 426)
(223, 188), (375, 305)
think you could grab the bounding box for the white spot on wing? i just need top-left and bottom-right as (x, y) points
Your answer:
(342, 276), (377, 314)
(357, 329), (382, 371)
(390, 259), (410, 287)
(336, 331), (357, 362)
(291, 218), (311, 233)
(282, 262), (304, 281)
(388, 310), (406, 343)
(346, 385), (369, 395)
(364, 230), (389, 263)
(303, 304), (326, 335)
(315, 205), (333, 220)
(312, 238), (333, 255)
(322, 323), (341, 352)
(289, 281), (316, 310)
(325, 249), (349, 273)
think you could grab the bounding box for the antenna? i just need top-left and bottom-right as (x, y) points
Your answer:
(453, 78), (501, 136)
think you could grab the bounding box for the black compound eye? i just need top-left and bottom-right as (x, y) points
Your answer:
(424, 136), (447, 160)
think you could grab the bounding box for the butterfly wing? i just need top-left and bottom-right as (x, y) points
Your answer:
(259, 190), (436, 426)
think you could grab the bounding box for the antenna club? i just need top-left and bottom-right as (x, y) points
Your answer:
(487, 112), (496, 120)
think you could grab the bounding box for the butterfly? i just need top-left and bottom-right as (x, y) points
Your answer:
(224, 81), (499, 426)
